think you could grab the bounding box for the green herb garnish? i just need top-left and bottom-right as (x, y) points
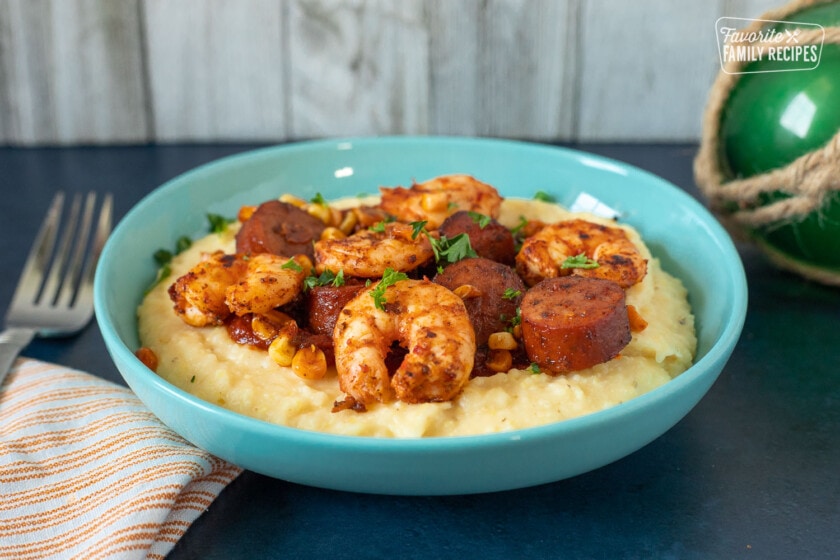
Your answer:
(529, 363), (541, 374)
(303, 269), (346, 291)
(501, 307), (522, 332)
(561, 253), (600, 270)
(467, 211), (491, 229)
(430, 233), (477, 264)
(147, 234), (194, 294)
(207, 213), (235, 233)
(533, 191), (555, 202)
(370, 268), (408, 310)
(153, 249), (173, 268)
(510, 215), (528, 236)
(281, 258), (304, 272)
(409, 220), (428, 240)
(502, 288), (521, 300)
(310, 192), (327, 205)
(175, 235), (192, 253)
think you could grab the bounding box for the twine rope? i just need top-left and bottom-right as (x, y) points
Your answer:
(694, 0), (840, 284)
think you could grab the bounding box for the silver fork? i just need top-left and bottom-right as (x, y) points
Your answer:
(0, 192), (113, 384)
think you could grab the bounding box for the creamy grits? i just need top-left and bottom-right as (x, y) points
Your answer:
(137, 198), (696, 437)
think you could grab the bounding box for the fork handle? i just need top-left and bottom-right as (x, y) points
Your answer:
(0, 328), (36, 387)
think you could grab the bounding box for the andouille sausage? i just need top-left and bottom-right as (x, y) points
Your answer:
(438, 210), (516, 265)
(433, 257), (525, 346)
(305, 281), (367, 336)
(235, 200), (325, 259)
(520, 276), (631, 374)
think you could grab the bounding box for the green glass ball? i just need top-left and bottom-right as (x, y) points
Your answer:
(718, 4), (840, 270)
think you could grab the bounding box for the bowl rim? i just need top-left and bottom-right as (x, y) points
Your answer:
(94, 135), (748, 450)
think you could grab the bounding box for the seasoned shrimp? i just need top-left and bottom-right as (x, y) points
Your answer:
(379, 174), (503, 229)
(169, 252), (309, 327)
(333, 279), (476, 405)
(225, 253), (310, 316)
(314, 222), (434, 278)
(168, 251), (249, 327)
(515, 218), (647, 288)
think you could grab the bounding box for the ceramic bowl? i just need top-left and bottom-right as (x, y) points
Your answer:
(94, 137), (747, 495)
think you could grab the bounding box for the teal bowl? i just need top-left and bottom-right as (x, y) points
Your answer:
(94, 137), (747, 495)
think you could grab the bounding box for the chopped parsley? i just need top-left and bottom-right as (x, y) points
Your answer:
(207, 213), (235, 233)
(310, 192), (327, 205)
(303, 269), (345, 291)
(561, 253), (600, 270)
(409, 220), (428, 239)
(533, 191), (556, 202)
(175, 235), (192, 254)
(529, 363), (541, 374)
(430, 233), (477, 263)
(509, 215), (528, 236)
(153, 249), (173, 268)
(467, 211), (491, 229)
(370, 268), (408, 310)
(409, 222), (478, 265)
(501, 307), (522, 332)
(147, 234), (194, 294)
(281, 258), (304, 272)
(502, 288), (521, 300)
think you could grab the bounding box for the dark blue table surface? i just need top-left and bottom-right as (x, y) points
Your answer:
(2, 143), (838, 560)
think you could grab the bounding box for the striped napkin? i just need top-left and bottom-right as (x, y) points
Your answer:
(0, 359), (242, 560)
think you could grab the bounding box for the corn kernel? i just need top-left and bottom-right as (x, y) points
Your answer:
(293, 254), (314, 274)
(237, 205), (257, 222)
(338, 211), (358, 234)
(488, 331), (517, 351)
(251, 315), (279, 341)
(320, 227), (346, 241)
(292, 344), (328, 380)
(268, 335), (296, 367)
(328, 207), (343, 228)
(279, 193), (307, 208)
(486, 349), (513, 373)
(452, 284), (483, 299)
(306, 203), (332, 224)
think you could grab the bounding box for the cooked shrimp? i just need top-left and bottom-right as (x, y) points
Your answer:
(515, 218), (647, 288)
(333, 279), (476, 405)
(169, 252), (309, 327)
(168, 251), (249, 327)
(225, 253), (310, 316)
(379, 174), (503, 229)
(314, 222), (434, 278)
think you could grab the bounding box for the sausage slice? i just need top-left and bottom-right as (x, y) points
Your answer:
(433, 257), (525, 346)
(306, 281), (367, 336)
(235, 200), (325, 259)
(520, 276), (630, 374)
(438, 210), (516, 265)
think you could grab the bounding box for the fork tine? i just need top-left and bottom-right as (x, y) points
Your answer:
(55, 192), (97, 308)
(74, 193), (113, 311)
(8, 192), (65, 309)
(40, 193), (82, 306)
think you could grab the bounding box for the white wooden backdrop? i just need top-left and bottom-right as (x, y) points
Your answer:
(0, 0), (780, 145)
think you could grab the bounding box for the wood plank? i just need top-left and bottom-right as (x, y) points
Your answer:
(287, 0), (429, 137)
(576, 0), (724, 141)
(142, 0), (287, 141)
(0, 0), (147, 145)
(476, 0), (578, 139)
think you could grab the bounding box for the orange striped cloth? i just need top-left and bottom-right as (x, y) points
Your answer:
(0, 359), (242, 559)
